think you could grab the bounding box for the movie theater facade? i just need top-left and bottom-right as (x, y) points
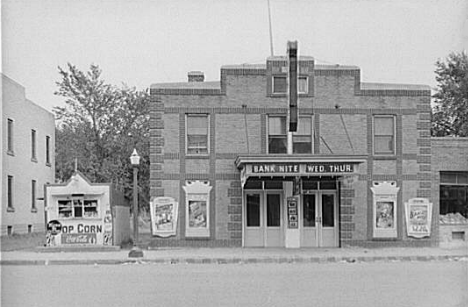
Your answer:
(149, 55), (465, 248)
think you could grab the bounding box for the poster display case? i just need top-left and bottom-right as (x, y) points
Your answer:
(370, 181), (400, 238)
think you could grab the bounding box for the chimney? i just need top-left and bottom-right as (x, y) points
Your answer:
(188, 71), (204, 82)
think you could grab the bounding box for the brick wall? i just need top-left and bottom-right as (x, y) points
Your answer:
(150, 58), (433, 248)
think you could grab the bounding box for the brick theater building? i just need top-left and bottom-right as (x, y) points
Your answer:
(149, 45), (467, 248)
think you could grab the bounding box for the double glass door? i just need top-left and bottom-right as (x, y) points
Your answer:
(244, 192), (284, 247)
(301, 192), (338, 247)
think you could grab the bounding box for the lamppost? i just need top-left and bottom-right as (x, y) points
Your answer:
(129, 148), (143, 258)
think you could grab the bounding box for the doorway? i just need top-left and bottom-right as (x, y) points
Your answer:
(244, 191), (284, 247)
(301, 191), (338, 247)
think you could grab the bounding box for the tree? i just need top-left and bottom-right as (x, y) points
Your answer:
(432, 51), (468, 137)
(54, 63), (150, 210)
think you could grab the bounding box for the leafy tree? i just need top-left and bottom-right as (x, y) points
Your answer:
(54, 63), (150, 210)
(432, 51), (468, 137)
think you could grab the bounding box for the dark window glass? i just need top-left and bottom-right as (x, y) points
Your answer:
(302, 181), (318, 190)
(267, 194), (281, 227)
(7, 176), (13, 208)
(31, 130), (37, 160)
(31, 180), (36, 209)
(374, 116), (395, 154)
(440, 185), (468, 220)
(73, 199), (83, 218)
(246, 194), (260, 227)
(46, 136), (51, 164)
(7, 119), (14, 152)
(244, 179), (262, 190)
(264, 180), (283, 190)
(320, 181), (337, 190)
(322, 194), (335, 227)
(273, 76), (287, 93)
(303, 194), (316, 227)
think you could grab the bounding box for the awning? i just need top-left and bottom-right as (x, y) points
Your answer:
(235, 154), (366, 187)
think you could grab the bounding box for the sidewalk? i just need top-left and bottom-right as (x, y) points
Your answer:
(1, 245), (467, 265)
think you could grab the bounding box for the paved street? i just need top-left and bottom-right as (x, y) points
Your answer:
(2, 261), (467, 307)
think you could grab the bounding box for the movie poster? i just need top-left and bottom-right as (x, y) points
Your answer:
(150, 197), (178, 237)
(405, 198), (432, 238)
(376, 201), (394, 229)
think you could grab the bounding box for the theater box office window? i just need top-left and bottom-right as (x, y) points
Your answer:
(44, 172), (130, 247)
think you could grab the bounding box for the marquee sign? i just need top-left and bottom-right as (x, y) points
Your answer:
(249, 162), (356, 175)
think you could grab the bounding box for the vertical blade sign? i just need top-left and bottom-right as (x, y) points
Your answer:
(288, 41), (298, 132)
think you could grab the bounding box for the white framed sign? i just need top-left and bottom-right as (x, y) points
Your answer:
(150, 197), (179, 237)
(183, 181), (212, 238)
(371, 181), (400, 238)
(405, 198), (432, 238)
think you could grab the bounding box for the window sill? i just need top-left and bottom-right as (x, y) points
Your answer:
(31, 158), (38, 163)
(31, 208), (38, 213)
(373, 155), (397, 160)
(186, 154), (210, 159)
(7, 207), (15, 213)
(7, 150), (15, 157)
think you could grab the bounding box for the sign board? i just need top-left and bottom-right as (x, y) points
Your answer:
(150, 197), (179, 237)
(249, 162), (355, 175)
(287, 197), (299, 229)
(405, 198), (433, 238)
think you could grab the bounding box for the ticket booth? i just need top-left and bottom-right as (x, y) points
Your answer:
(44, 172), (130, 247)
(236, 156), (364, 248)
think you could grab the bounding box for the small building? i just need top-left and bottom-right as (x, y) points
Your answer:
(1, 74), (55, 236)
(149, 47), (464, 249)
(44, 172), (130, 247)
(432, 137), (468, 247)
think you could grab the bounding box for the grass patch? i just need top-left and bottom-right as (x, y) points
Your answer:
(1, 232), (46, 252)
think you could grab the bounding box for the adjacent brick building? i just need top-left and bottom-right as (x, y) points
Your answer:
(149, 51), (465, 248)
(2, 74), (55, 236)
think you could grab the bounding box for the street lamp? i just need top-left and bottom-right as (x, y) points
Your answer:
(129, 148), (143, 258)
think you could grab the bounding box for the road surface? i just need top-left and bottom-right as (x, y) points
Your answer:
(2, 261), (467, 307)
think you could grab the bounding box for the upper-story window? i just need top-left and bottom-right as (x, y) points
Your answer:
(268, 115), (313, 154)
(46, 136), (51, 165)
(7, 175), (14, 211)
(373, 115), (395, 155)
(268, 116), (287, 153)
(272, 76), (308, 94)
(31, 129), (37, 161)
(7, 119), (14, 154)
(31, 180), (37, 212)
(293, 116), (312, 153)
(186, 114), (209, 155)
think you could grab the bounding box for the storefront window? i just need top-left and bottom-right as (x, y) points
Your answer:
(440, 172), (468, 224)
(58, 199), (98, 219)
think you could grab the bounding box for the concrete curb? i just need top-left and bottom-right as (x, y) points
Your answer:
(1, 255), (467, 266)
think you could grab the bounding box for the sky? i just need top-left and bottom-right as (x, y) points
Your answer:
(2, 0), (468, 112)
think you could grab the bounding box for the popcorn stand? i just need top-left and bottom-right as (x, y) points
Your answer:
(44, 172), (130, 247)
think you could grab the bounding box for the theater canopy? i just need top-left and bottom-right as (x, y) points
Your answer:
(235, 155), (366, 187)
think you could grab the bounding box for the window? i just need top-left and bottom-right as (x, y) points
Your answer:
(7, 226), (13, 236)
(31, 180), (37, 211)
(440, 172), (468, 224)
(293, 116), (312, 153)
(298, 77), (308, 94)
(268, 116), (287, 153)
(58, 199), (98, 219)
(46, 136), (51, 165)
(186, 114), (209, 155)
(272, 76), (308, 94)
(7, 119), (14, 154)
(31, 129), (37, 161)
(266, 194), (281, 227)
(7, 176), (14, 210)
(272, 76), (287, 93)
(374, 116), (395, 155)
(28, 225), (33, 233)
